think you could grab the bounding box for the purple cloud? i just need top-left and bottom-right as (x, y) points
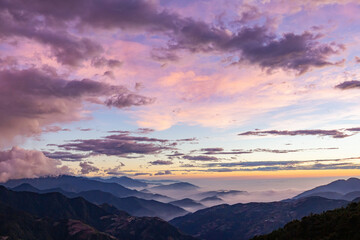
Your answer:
(155, 170), (172, 175)
(0, 147), (69, 182)
(0, 0), (343, 72)
(335, 81), (360, 90)
(79, 162), (100, 174)
(0, 67), (154, 144)
(239, 129), (351, 138)
(149, 160), (173, 165)
(183, 155), (219, 161)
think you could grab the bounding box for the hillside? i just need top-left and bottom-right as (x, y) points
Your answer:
(0, 186), (195, 240)
(294, 178), (360, 199)
(170, 197), (348, 240)
(252, 201), (360, 240)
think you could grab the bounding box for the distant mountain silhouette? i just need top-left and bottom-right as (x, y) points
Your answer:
(294, 178), (360, 200)
(252, 200), (360, 240)
(170, 197), (348, 240)
(3, 175), (167, 201)
(0, 186), (195, 240)
(92, 176), (148, 188)
(11, 184), (187, 220)
(0, 202), (115, 240)
(170, 198), (205, 212)
(200, 196), (223, 204)
(151, 182), (199, 191)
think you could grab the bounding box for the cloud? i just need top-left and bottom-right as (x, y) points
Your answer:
(105, 93), (155, 108)
(198, 147), (338, 155)
(335, 80), (360, 90)
(0, 147), (69, 182)
(0, 0), (343, 73)
(200, 148), (224, 152)
(43, 151), (89, 162)
(57, 132), (173, 157)
(239, 129), (352, 138)
(201, 156), (360, 172)
(149, 160), (173, 165)
(0, 67), (154, 145)
(155, 170), (172, 175)
(79, 162), (99, 174)
(182, 155), (219, 161)
(91, 57), (122, 68)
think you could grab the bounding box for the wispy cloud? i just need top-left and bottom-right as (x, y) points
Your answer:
(239, 129), (354, 138)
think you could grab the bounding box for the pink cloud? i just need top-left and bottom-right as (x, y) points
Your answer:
(0, 147), (69, 182)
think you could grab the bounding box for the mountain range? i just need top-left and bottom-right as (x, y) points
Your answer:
(11, 183), (187, 221)
(4, 176), (360, 240)
(0, 186), (195, 240)
(170, 197), (349, 240)
(293, 177), (360, 201)
(252, 200), (360, 240)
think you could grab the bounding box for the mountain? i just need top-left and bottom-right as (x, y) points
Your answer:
(193, 190), (247, 200)
(0, 202), (116, 240)
(3, 175), (166, 201)
(170, 198), (205, 212)
(252, 200), (360, 240)
(200, 196), (223, 205)
(0, 186), (195, 240)
(294, 177), (360, 199)
(151, 182), (199, 191)
(12, 183), (78, 197)
(170, 197), (348, 240)
(92, 176), (148, 188)
(71, 190), (187, 221)
(11, 184), (186, 221)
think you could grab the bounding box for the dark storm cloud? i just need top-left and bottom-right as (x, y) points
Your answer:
(239, 129), (351, 138)
(335, 80), (360, 90)
(0, 67), (154, 144)
(149, 160), (173, 165)
(0, 0), (343, 72)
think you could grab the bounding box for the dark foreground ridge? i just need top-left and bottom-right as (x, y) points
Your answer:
(252, 200), (360, 240)
(0, 186), (195, 240)
(170, 197), (348, 240)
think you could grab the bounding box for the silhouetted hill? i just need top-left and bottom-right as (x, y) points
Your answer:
(170, 198), (205, 212)
(200, 196), (223, 204)
(0, 203), (116, 240)
(294, 177), (360, 199)
(11, 184), (185, 220)
(193, 190), (247, 200)
(170, 197), (348, 240)
(0, 186), (196, 240)
(73, 190), (188, 220)
(252, 201), (360, 240)
(3, 175), (166, 201)
(151, 182), (199, 191)
(92, 176), (148, 188)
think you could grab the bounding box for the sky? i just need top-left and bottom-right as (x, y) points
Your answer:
(1, 0), (360, 182)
